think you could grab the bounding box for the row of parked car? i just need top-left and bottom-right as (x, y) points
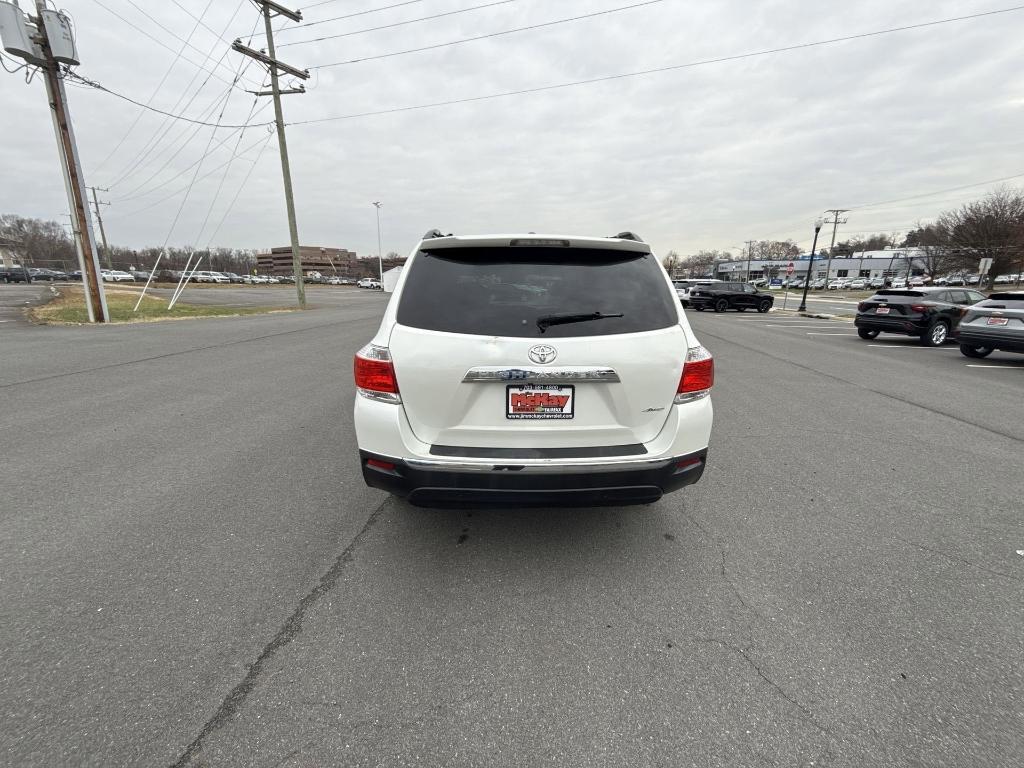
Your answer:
(853, 287), (1024, 357)
(0, 265), (382, 287)
(676, 278), (1023, 358)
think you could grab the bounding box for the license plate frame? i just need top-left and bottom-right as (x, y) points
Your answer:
(875, 306), (890, 315)
(986, 316), (1009, 326)
(506, 384), (575, 420)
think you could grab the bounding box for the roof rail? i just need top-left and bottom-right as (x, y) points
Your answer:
(611, 231), (644, 242)
(422, 229), (452, 240)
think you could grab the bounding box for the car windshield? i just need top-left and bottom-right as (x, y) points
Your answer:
(396, 246), (677, 338)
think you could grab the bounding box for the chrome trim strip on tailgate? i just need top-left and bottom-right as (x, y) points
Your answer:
(404, 455), (675, 474)
(461, 367), (620, 383)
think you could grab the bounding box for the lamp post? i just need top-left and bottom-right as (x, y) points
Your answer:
(797, 218), (824, 313)
(371, 201), (383, 283)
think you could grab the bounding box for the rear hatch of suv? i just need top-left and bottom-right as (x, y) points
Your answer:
(387, 241), (688, 451)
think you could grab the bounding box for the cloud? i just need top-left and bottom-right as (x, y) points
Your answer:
(2, 0), (1022, 258)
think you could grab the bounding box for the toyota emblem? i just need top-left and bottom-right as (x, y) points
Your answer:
(528, 344), (557, 364)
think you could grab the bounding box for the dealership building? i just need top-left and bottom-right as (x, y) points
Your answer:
(710, 249), (927, 282)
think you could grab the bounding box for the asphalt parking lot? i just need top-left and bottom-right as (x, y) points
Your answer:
(1, 290), (1021, 767)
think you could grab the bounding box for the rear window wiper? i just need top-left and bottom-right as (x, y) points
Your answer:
(536, 311), (624, 333)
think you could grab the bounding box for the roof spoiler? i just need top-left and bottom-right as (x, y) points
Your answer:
(610, 231), (644, 242)
(422, 229), (452, 239)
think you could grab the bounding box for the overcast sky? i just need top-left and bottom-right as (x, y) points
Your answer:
(2, 0), (1023, 259)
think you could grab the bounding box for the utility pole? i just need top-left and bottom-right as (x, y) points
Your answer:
(233, 1), (309, 309)
(3, 3), (109, 320)
(372, 202), (384, 283)
(88, 186), (112, 269)
(822, 209), (849, 289)
(744, 240), (755, 282)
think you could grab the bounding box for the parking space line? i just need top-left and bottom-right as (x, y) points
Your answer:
(763, 324), (850, 328)
(965, 364), (1024, 369)
(806, 332), (858, 336)
(866, 345), (958, 350)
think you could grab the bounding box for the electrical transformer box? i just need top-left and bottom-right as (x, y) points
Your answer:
(0, 1), (43, 65)
(40, 8), (77, 65)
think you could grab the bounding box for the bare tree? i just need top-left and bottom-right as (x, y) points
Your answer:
(751, 240), (800, 260)
(935, 187), (1024, 281)
(662, 250), (682, 275)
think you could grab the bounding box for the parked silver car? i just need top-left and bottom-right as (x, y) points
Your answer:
(958, 292), (1024, 358)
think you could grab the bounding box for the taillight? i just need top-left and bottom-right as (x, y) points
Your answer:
(857, 302), (868, 312)
(354, 344), (401, 403)
(675, 346), (714, 403)
(909, 304), (928, 313)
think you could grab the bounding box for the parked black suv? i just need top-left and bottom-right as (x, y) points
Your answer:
(855, 288), (986, 346)
(1, 264), (32, 283)
(689, 282), (774, 313)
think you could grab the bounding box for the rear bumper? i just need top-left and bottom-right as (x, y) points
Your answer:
(359, 449), (708, 508)
(959, 328), (1024, 352)
(855, 316), (928, 335)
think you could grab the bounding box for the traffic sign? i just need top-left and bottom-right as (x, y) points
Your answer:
(978, 257), (993, 275)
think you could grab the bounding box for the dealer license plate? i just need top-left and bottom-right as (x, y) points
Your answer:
(875, 306), (890, 314)
(986, 317), (1009, 326)
(506, 384), (574, 420)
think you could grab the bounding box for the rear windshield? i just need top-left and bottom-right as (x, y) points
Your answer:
(875, 290), (925, 297)
(396, 246), (678, 338)
(988, 293), (1024, 303)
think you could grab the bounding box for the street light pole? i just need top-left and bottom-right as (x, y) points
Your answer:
(797, 218), (824, 313)
(372, 201), (383, 283)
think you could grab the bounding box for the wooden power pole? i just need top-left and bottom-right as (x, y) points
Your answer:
(30, 2), (109, 321)
(88, 186), (112, 269)
(233, 1), (309, 309)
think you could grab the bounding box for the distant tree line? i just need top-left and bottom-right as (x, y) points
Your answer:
(0, 213), (257, 273)
(664, 187), (1024, 280)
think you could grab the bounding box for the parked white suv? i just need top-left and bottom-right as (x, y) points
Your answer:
(192, 270), (229, 283)
(353, 231), (714, 507)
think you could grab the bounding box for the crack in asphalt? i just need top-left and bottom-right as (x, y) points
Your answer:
(697, 327), (1023, 444)
(169, 496), (393, 768)
(692, 637), (832, 738)
(0, 312), (380, 390)
(894, 536), (1022, 583)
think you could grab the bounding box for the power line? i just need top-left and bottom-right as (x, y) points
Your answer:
(290, 5), (1024, 125)
(105, 134), (272, 221)
(309, 0), (666, 68)
(203, 134), (275, 247)
(849, 172), (1024, 211)
(263, 0), (428, 34)
(93, 0), (247, 89)
(91, 0), (223, 174)
(109, 101), (274, 203)
(100, 12), (266, 189)
(64, 70), (274, 129)
(278, 0), (517, 48)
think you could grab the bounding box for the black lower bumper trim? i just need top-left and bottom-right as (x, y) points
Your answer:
(359, 449), (708, 508)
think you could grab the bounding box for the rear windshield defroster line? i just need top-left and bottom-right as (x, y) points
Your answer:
(395, 247), (678, 338)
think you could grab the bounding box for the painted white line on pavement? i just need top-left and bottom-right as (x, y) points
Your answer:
(965, 364), (1024, 369)
(806, 332), (858, 336)
(763, 324), (849, 328)
(866, 345), (957, 350)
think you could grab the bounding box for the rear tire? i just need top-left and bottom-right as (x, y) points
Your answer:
(960, 344), (993, 358)
(714, 299), (729, 313)
(858, 328), (879, 340)
(757, 300), (772, 313)
(921, 320), (949, 346)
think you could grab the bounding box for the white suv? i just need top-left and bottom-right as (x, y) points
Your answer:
(353, 232), (714, 507)
(192, 271), (229, 283)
